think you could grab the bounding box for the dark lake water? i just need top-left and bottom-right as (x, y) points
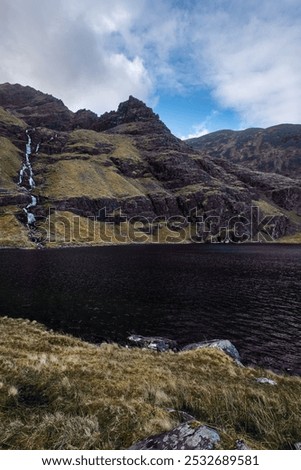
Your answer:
(0, 244), (300, 374)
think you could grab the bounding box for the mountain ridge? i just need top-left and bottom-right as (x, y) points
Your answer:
(186, 125), (301, 180)
(0, 82), (300, 248)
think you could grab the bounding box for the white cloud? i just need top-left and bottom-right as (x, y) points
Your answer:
(181, 125), (209, 140)
(190, 1), (301, 127)
(0, 0), (192, 114)
(0, 0), (301, 128)
(180, 110), (220, 140)
(0, 0), (154, 114)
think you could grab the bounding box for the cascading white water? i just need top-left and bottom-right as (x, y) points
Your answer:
(23, 195), (37, 224)
(26, 195), (37, 210)
(18, 130), (36, 190)
(18, 130), (37, 226)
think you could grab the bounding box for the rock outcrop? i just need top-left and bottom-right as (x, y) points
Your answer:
(128, 334), (178, 352)
(95, 95), (164, 132)
(0, 83), (74, 131)
(129, 422), (220, 450)
(181, 339), (241, 363)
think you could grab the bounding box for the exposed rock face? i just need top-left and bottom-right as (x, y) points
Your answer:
(181, 339), (241, 362)
(0, 191), (32, 207)
(95, 95), (165, 132)
(0, 82), (300, 248)
(73, 109), (98, 130)
(0, 83), (74, 131)
(186, 125), (301, 180)
(129, 422), (220, 450)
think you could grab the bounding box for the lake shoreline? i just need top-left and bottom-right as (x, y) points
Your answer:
(1, 316), (301, 450)
(1, 244), (300, 375)
(0, 240), (300, 251)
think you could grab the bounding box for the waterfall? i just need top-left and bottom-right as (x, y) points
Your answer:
(18, 130), (36, 190)
(18, 130), (38, 226)
(26, 195), (37, 210)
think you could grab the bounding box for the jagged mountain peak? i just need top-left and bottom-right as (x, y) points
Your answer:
(118, 95), (158, 119)
(96, 95), (165, 133)
(0, 83), (165, 134)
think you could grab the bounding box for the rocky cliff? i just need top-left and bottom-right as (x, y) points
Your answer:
(0, 83), (300, 248)
(186, 125), (301, 180)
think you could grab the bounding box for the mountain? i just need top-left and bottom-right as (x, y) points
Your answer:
(186, 125), (301, 180)
(0, 82), (300, 248)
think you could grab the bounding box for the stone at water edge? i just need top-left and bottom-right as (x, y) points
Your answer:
(129, 422), (220, 450)
(255, 377), (277, 386)
(236, 439), (252, 450)
(127, 335), (178, 352)
(181, 339), (242, 363)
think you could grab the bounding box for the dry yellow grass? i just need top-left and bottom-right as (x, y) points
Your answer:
(0, 214), (35, 248)
(37, 211), (191, 247)
(39, 159), (145, 199)
(68, 129), (141, 160)
(0, 316), (300, 450)
(277, 232), (301, 244)
(0, 137), (23, 191)
(0, 107), (26, 129)
(36, 129), (148, 200)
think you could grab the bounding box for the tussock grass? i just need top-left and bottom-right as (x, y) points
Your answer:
(277, 232), (301, 243)
(39, 159), (144, 199)
(38, 211), (191, 247)
(254, 199), (301, 236)
(0, 214), (35, 248)
(68, 130), (142, 160)
(0, 107), (26, 129)
(37, 130), (146, 200)
(0, 137), (23, 190)
(0, 317), (300, 450)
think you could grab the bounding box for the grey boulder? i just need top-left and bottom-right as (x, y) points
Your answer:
(255, 377), (277, 386)
(127, 334), (178, 352)
(129, 422), (220, 450)
(181, 339), (241, 363)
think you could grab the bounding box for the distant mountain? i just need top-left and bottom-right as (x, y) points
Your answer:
(186, 125), (301, 180)
(0, 83), (300, 248)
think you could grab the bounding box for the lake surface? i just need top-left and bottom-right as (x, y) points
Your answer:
(0, 244), (300, 374)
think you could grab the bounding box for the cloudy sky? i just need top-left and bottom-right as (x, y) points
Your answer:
(0, 0), (301, 138)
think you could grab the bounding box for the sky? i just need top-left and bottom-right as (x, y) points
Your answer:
(0, 0), (301, 138)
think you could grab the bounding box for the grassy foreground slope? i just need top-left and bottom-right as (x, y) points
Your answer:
(0, 317), (300, 450)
